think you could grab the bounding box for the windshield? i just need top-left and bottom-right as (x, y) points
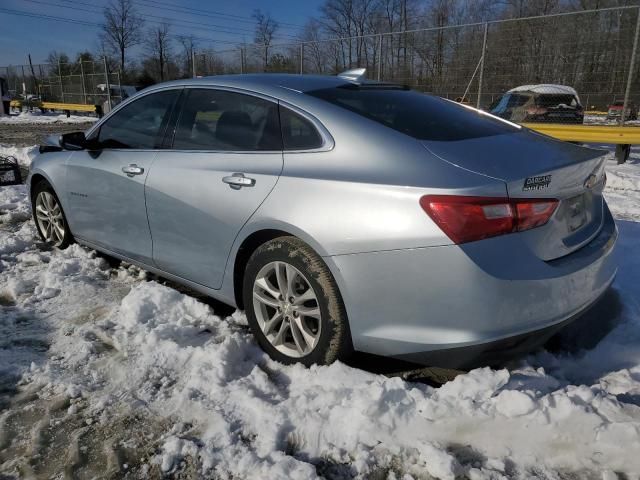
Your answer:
(307, 86), (519, 141)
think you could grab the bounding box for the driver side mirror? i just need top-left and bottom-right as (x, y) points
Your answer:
(59, 131), (87, 151)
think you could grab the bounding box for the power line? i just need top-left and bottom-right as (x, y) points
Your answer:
(131, 0), (305, 29)
(24, 0), (297, 40)
(0, 7), (101, 27)
(24, 0), (301, 41)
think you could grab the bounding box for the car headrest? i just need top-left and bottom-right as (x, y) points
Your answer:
(216, 111), (253, 148)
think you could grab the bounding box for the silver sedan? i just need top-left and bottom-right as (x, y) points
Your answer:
(27, 72), (617, 368)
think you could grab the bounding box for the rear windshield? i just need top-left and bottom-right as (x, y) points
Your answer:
(490, 93), (530, 114)
(535, 94), (578, 108)
(307, 86), (518, 141)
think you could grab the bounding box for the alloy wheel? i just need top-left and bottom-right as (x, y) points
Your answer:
(34, 191), (66, 246)
(252, 261), (322, 358)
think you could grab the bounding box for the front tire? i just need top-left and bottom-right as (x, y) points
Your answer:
(243, 236), (351, 366)
(31, 181), (73, 248)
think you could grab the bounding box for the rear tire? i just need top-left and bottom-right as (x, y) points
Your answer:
(243, 236), (352, 366)
(31, 181), (73, 248)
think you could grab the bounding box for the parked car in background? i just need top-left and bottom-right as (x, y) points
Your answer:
(606, 100), (638, 121)
(28, 73), (616, 369)
(490, 84), (584, 124)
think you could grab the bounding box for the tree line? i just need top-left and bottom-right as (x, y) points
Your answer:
(26, 0), (640, 105)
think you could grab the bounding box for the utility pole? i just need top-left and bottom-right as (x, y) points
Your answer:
(477, 23), (489, 109)
(103, 56), (112, 111)
(621, 6), (640, 125)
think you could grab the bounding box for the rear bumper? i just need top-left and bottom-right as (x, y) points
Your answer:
(327, 204), (618, 367)
(392, 287), (610, 369)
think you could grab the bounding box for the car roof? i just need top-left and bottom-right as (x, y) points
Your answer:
(507, 84), (578, 96)
(144, 74), (353, 100)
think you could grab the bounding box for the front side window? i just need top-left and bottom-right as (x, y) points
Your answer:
(173, 89), (282, 151)
(308, 86), (518, 141)
(280, 107), (323, 150)
(97, 89), (178, 149)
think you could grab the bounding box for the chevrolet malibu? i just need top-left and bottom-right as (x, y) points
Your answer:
(27, 73), (617, 369)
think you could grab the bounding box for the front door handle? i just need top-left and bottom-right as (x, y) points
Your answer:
(222, 173), (255, 190)
(122, 164), (144, 177)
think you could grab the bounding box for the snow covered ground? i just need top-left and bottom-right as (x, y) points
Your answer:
(0, 111), (98, 125)
(1, 145), (640, 479)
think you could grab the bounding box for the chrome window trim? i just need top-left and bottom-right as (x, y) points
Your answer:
(86, 83), (335, 154)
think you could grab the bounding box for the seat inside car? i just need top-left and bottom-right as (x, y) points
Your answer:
(216, 111), (253, 148)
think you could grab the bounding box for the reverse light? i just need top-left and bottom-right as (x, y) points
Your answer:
(419, 195), (559, 244)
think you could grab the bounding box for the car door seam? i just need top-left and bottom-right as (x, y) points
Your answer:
(218, 151), (285, 289)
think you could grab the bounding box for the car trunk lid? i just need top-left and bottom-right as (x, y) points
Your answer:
(422, 130), (607, 261)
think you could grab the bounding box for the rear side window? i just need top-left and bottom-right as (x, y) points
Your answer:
(280, 107), (323, 150)
(98, 89), (178, 149)
(172, 89), (282, 151)
(307, 86), (518, 141)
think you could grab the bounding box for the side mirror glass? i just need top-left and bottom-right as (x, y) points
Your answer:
(59, 131), (87, 151)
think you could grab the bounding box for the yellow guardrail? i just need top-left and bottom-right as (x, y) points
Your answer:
(521, 123), (640, 145)
(40, 101), (97, 113)
(9, 99), (101, 117)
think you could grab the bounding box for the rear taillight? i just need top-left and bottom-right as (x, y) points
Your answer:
(419, 195), (559, 244)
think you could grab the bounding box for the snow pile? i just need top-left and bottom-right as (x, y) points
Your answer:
(604, 153), (640, 221)
(0, 144), (39, 167)
(0, 110), (97, 124)
(584, 115), (640, 126)
(1, 144), (640, 478)
(25, 268), (639, 478)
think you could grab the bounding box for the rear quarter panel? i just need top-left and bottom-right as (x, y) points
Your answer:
(219, 108), (508, 301)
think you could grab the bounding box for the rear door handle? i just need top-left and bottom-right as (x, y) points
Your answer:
(222, 173), (255, 189)
(122, 164), (144, 177)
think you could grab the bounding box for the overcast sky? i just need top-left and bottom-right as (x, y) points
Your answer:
(0, 0), (324, 65)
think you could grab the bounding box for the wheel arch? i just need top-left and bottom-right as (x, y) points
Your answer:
(228, 223), (333, 310)
(28, 170), (65, 205)
(29, 172), (51, 199)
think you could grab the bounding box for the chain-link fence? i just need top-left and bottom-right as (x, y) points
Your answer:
(0, 59), (122, 110)
(200, 7), (640, 125)
(2, 7), (640, 124)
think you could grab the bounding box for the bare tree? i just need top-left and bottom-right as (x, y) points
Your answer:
(46, 51), (72, 75)
(145, 23), (172, 81)
(177, 35), (198, 77)
(253, 9), (279, 71)
(102, 0), (144, 75)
